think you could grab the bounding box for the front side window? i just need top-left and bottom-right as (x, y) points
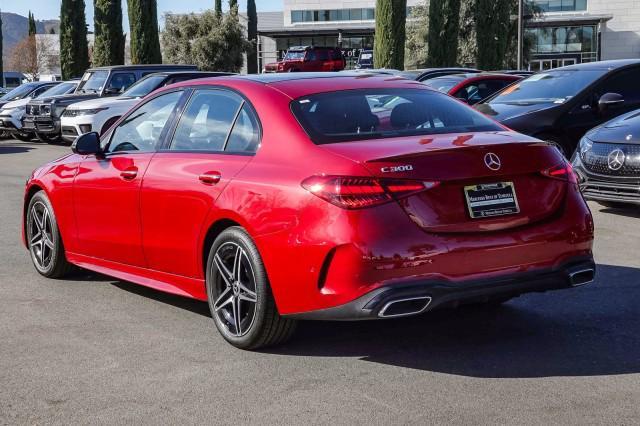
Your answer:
(284, 51), (306, 61)
(108, 91), (183, 153)
(291, 88), (502, 144)
(77, 70), (109, 94)
(595, 68), (640, 103)
(107, 73), (137, 93)
(170, 90), (242, 152)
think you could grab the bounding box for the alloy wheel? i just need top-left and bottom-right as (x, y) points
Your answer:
(211, 242), (258, 337)
(29, 201), (55, 270)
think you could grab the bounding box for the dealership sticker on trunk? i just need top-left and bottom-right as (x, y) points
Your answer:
(464, 182), (520, 219)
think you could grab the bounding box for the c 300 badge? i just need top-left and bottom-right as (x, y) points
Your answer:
(381, 165), (413, 173)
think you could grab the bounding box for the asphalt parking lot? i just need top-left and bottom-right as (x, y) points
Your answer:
(1, 139), (639, 425)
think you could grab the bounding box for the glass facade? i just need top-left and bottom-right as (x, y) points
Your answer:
(291, 8), (375, 23)
(527, 25), (597, 55)
(526, 24), (598, 70)
(531, 0), (587, 12)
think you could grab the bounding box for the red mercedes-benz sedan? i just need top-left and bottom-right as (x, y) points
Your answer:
(23, 73), (595, 349)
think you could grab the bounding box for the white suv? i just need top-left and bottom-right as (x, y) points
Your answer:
(61, 71), (231, 142)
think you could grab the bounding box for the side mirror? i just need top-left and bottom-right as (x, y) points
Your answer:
(71, 132), (102, 156)
(598, 92), (624, 115)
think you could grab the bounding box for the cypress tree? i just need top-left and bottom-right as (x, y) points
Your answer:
(373, 0), (407, 70)
(0, 10), (3, 87)
(427, 0), (461, 67)
(246, 0), (258, 73)
(28, 11), (37, 36)
(127, 0), (162, 64)
(215, 0), (222, 16)
(60, 0), (90, 79)
(229, 0), (238, 10)
(475, 0), (511, 69)
(94, 0), (125, 66)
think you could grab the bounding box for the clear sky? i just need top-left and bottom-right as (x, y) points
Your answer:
(2, 1), (283, 30)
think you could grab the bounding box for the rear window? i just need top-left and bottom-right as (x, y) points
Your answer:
(291, 88), (502, 144)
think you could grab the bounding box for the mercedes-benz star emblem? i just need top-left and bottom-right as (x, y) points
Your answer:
(484, 152), (501, 171)
(607, 149), (625, 171)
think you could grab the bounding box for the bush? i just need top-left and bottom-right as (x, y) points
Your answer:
(163, 8), (247, 72)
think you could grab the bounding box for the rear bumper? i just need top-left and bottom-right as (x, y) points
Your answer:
(285, 257), (596, 320)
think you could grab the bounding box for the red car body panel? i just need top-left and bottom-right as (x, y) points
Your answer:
(23, 75), (594, 317)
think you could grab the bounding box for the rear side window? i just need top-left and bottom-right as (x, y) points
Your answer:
(170, 90), (241, 151)
(291, 88), (502, 144)
(169, 89), (261, 153)
(226, 105), (260, 153)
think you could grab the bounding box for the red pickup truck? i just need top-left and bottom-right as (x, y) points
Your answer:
(263, 46), (346, 73)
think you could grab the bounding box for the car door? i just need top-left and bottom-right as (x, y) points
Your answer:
(564, 67), (640, 143)
(140, 88), (260, 278)
(73, 90), (184, 266)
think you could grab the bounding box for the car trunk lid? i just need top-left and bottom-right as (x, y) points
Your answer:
(321, 131), (569, 233)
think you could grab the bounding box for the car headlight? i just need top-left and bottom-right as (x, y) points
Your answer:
(579, 136), (593, 158)
(41, 105), (52, 115)
(74, 107), (109, 117)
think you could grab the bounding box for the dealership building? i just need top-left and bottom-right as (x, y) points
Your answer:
(256, 0), (640, 70)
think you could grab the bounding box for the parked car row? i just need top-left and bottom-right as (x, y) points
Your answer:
(0, 64), (205, 143)
(5, 58), (640, 210)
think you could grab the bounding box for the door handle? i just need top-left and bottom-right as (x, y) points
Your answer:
(199, 171), (222, 185)
(120, 167), (138, 180)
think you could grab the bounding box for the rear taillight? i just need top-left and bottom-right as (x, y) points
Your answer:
(302, 176), (439, 209)
(541, 162), (578, 184)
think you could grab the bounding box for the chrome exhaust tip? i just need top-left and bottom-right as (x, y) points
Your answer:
(568, 268), (595, 287)
(378, 296), (432, 318)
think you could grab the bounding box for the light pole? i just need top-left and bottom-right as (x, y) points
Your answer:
(517, 0), (524, 70)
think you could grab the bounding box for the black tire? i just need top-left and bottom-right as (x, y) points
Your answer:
(11, 131), (34, 142)
(35, 133), (60, 144)
(26, 191), (74, 278)
(205, 227), (296, 350)
(100, 116), (121, 136)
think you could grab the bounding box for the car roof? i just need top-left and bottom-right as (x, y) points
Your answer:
(437, 72), (520, 80)
(556, 59), (640, 71)
(287, 45), (337, 50)
(143, 71), (234, 78)
(86, 64), (197, 72)
(169, 72), (430, 99)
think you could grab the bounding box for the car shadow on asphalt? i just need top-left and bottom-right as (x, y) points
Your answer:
(0, 143), (37, 154)
(264, 263), (640, 378)
(598, 206), (640, 219)
(80, 263), (640, 378)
